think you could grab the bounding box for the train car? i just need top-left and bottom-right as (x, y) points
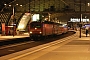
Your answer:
(53, 23), (68, 35)
(29, 21), (68, 39)
(29, 21), (54, 39)
(59, 24), (68, 33)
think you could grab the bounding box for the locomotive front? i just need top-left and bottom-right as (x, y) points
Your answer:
(30, 22), (43, 38)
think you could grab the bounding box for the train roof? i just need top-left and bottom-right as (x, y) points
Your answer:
(30, 21), (63, 25)
(31, 21), (54, 24)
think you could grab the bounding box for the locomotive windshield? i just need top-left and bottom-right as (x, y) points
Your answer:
(30, 23), (41, 28)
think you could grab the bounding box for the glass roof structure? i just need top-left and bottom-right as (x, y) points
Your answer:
(1, 0), (90, 23)
(1, 0), (90, 12)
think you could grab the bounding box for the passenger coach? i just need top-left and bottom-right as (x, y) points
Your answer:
(29, 21), (68, 39)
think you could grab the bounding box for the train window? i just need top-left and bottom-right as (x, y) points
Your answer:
(36, 25), (41, 28)
(30, 23), (41, 28)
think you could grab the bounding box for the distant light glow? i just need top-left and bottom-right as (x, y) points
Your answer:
(63, 24), (67, 26)
(16, 4), (19, 6)
(88, 3), (90, 6)
(4, 4), (7, 6)
(20, 5), (22, 7)
(9, 5), (11, 7)
(44, 18), (48, 21)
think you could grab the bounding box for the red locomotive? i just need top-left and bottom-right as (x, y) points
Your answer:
(29, 21), (68, 39)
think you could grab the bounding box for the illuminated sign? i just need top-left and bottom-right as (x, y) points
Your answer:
(69, 18), (89, 22)
(32, 14), (39, 21)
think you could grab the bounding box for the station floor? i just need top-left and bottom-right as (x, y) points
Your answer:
(0, 31), (90, 60)
(0, 33), (29, 41)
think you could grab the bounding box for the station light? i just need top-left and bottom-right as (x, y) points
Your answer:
(20, 5), (23, 7)
(4, 4), (7, 6)
(9, 5), (11, 7)
(16, 4), (19, 6)
(88, 3), (90, 6)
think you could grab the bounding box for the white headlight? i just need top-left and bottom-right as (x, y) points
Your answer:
(40, 32), (42, 34)
(30, 32), (32, 34)
(35, 28), (37, 30)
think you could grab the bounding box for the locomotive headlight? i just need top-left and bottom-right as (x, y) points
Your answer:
(30, 31), (32, 34)
(35, 28), (37, 30)
(40, 32), (42, 34)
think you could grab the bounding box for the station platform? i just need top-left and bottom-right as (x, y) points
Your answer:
(0, 31), (90, 60)
(0, 33), (29, 41)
